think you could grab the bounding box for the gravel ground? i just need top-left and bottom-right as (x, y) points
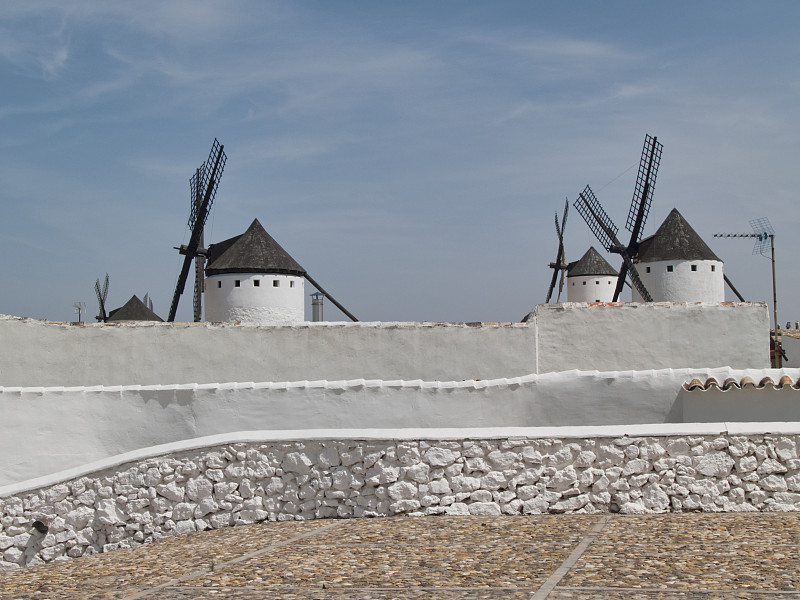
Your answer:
(0, 513), (798, 599)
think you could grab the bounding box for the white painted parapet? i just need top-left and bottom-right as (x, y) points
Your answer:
(534, 302), (767, 373)
(0, 302), (769, 387)
(1, 367), (797, 487)
(3, 423), (800, 569)
(0, 318), (536, 387)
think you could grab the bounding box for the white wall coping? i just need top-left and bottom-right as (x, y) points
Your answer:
(0, 314), (527, 329)
(4, 422), (800, 500)
(3, 366), (799, 394)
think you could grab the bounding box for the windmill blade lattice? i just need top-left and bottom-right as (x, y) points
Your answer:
(545, 199), (569, 303)
(626, 134), (663, 239)
(168, 139), (227, 322)
(573, 185), (621, 252)
(94, 273), (109, 322)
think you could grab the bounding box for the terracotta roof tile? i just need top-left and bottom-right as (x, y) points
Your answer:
(683, 374), (800, 391)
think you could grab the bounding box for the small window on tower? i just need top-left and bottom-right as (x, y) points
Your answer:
(582, 281), (586, 286)
(691, 265), (697, 272)
(254, 280), (260, 287)
(273, 280), (279, 287)
(217, 281), (221, 288)
(711, 265), (716, 272)
(646, 267), (651, 273)
(595, 281), (599, 285)
(667, 265), (674, 272)
(290, 281), (295, 288)
(235, 280), (241, 287)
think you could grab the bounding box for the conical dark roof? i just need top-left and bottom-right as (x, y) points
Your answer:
(567, 246), (618, 277)
(636, 208), (721, 262)
(205, 219), (306, 276)
(107, 295), (164, 322)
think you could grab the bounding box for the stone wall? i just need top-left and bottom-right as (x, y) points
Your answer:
(2, 424), (800, 570)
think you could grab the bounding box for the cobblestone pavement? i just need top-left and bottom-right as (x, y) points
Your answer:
(1, 513), (799, 599)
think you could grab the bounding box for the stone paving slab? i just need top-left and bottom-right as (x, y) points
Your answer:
(0, 514), (799, 599)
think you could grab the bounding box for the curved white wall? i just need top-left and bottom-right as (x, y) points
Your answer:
(566, 275), (617, 302)
(0, 366), (790, 487)
(205, 273), (305, 325)
(632, 259), (724, 303)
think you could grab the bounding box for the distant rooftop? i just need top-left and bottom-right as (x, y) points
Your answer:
(107, 295), (163, 322)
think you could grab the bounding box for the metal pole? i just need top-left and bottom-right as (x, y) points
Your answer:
(304, 273), (358, 322)
(771, 235), (781, 367)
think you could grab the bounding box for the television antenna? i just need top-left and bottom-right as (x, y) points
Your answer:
(573, 134), (663, 302)
(94, 273), (109, 322)
(73, 302), (86, 323)
(168, 138), (227, 322)
(545, 199), (569, 303)
(714, 217), (781, 367)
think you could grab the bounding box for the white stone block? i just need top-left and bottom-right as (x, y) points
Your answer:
(521, 497), (548, 514)
(390, 500), (421, 513)
(757, 458), (788, 476)
(760, 475), (788, 492)
(186, 477), (213, 501)
(96, 500), (127, 526)
(387, 481), (417, 501)
(444, 502), (470, 516)
(425, 448), (458, 467)
(694, 452), (735, 478)
(155, 482), (184, 503)
(449, 475), (481, 493)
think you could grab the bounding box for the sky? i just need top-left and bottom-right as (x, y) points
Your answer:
(1, 1), (799, 325)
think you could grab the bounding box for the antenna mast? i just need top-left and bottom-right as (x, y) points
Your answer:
(714, 217), (781, 367)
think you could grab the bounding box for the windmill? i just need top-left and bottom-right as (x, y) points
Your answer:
(168, 139), (227, 322)
(714, 217), (782, 367)
(545, 199), (569, 303)
(94, 273), (109, 322)
(142, 293), (154, 312)
(573, 134), (663, 302)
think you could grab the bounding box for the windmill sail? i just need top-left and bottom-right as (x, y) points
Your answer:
(94, 273), (109, 322)
(168, 139), (227, 322)
(545, 199), (569, 303)
(573, 134), (661, 303)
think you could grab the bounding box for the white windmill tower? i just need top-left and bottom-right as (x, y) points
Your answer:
(203, 219), (359, 325)
(632, 208), (724, 303)
(566, 247), (618, 303)
(204, 219), (307, 325)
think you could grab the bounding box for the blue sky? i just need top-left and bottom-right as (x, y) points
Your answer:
(1, 1), (798, 324)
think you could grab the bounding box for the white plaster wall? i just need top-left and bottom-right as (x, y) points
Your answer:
(682, 386), (800, 422)
(535, 302), (768, 374)
(0, 304), (769, 388)
(632, 259), (724, 303)
(0, 318), (536, 387)
(204, 273), (304, 325)
(0, 366), (793, 487)
(566, 275), (617, 302)
(781, 335), (800, 367)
